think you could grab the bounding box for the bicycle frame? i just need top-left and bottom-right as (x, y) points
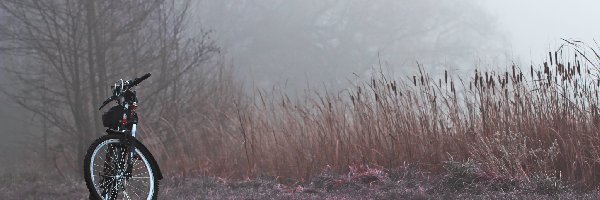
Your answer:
(119, 90), (140, 177)
(101, 79), (143, 181)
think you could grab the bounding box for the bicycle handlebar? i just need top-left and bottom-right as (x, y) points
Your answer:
(99, 73), (151, 110)
(128, 73), (151, 89)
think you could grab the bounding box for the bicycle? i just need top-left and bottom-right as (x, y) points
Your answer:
(84, 73), (163, 200)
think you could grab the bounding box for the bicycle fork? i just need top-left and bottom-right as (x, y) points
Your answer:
(124, 124), (137, 177)
(100, 124), (137, 199)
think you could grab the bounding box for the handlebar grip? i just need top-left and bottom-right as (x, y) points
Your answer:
(130, 73), (151, 87)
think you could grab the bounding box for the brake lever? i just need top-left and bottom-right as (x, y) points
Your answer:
(99, 97), (114, 110)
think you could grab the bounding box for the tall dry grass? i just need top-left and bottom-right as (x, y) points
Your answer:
(146, 41), (600, 187)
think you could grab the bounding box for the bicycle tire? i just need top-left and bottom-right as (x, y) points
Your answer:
(84, 134), (160, 200)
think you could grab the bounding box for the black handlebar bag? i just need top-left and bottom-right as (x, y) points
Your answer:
(102, 105), (125, 129)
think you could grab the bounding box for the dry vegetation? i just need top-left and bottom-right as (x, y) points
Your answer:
(141, 41), (600, 191)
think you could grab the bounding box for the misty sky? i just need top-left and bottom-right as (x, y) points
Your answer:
(482, 0), (600, 64)
(186, 0), (600, 90)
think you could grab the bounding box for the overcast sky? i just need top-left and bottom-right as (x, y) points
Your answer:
(482, 0), (600, 64)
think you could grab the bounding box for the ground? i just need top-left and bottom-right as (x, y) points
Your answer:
(2, 166), (600, 200)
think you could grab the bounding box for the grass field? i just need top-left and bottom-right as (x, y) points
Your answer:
(141, 42), (600, 193)
(8, 42), (600, 199)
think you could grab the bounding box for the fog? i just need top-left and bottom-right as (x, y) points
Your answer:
(483, 0), (600, 63)
(0, 0), (599, 179)
(182, 0), (600, 93)
(190, 0), (509, 91)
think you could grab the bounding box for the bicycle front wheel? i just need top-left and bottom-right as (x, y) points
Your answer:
(84, 134), (159, 200)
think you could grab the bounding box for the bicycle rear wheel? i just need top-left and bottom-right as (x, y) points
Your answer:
(84, 134), (159, 200)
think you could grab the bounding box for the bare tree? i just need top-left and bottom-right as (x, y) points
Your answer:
(0, 0), (221, 173)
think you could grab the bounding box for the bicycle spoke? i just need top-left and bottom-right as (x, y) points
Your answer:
(131, 172), (149, 177)
(130, 159), (143, 170)
(129, 176), (151, 179)
(128, 178), (149, 185)
(100, 177), (115, 198)
(123, 191), (132, 200)
(129, 179), (150, 186)
(126, 180), (144, 199)
(131, 165), (146, 172)
(93, 163), (112, 172)
(99, 155), (115, 171)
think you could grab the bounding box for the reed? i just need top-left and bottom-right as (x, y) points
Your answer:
(146, 41), (600, 188)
